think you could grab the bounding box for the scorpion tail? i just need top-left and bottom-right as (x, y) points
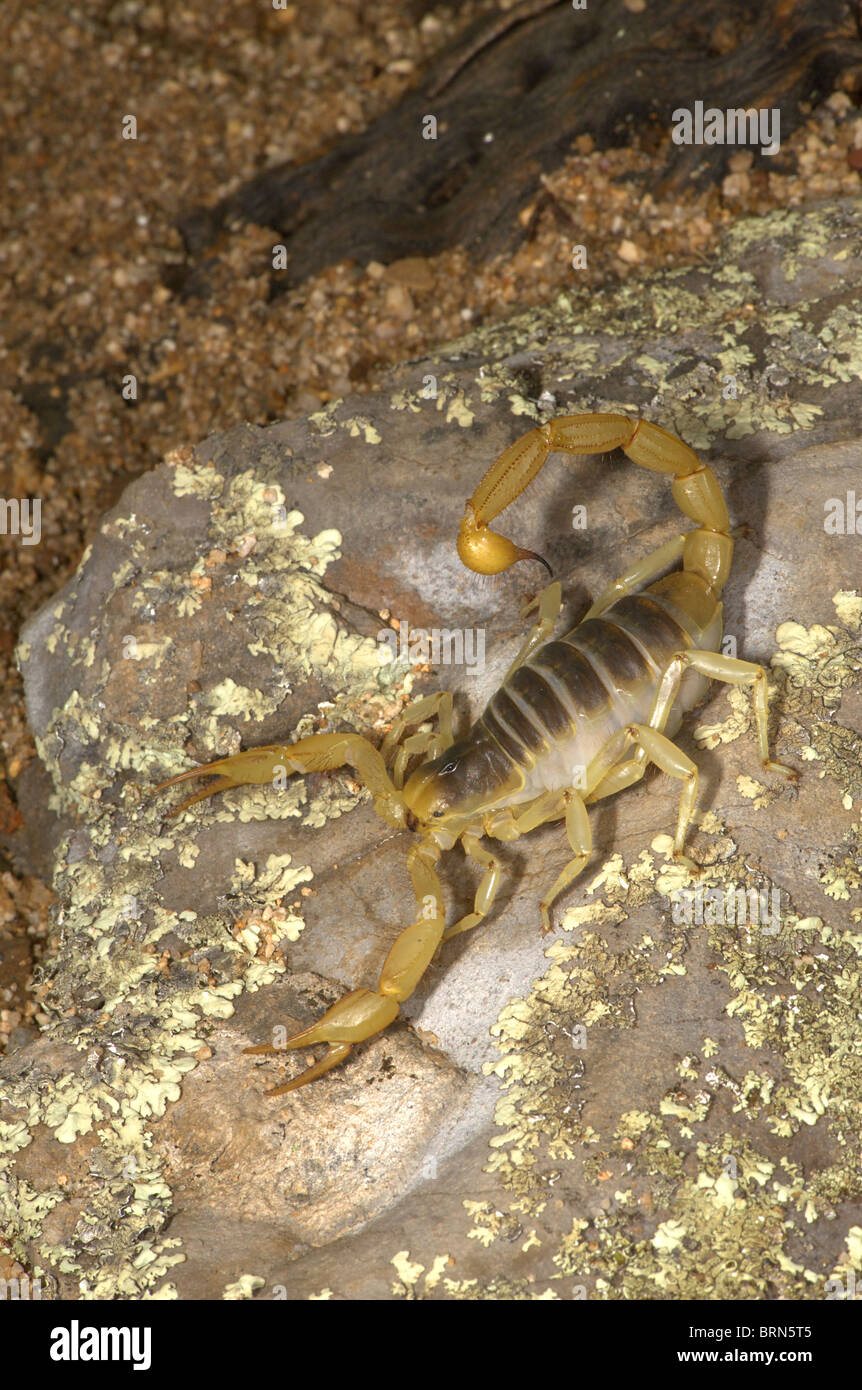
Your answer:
(457, 412), (732, 600)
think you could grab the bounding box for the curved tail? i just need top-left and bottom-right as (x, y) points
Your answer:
(457, 413), (733, 599)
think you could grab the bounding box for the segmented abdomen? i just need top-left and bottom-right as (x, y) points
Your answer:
(480, 590), (717, 800)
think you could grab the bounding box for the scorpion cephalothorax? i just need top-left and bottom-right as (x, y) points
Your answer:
(155, 414), (797, 1095)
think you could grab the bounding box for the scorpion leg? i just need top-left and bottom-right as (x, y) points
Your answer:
(538, 791), (592, 933)
(442, 791), (576, 940)
(584, 757), (648, 803)
(247, 837), (446, 1096)
(458, 790), (589, 937)
(380, 691), (454, 762)
(646, 650), (798, 781)
(380, 691), (456, 789)
(441, 832), (503, 942)
(502, 581), (563, 682)
(586, 647), (797, 806)
(480, 788), (569, 844)
(617, 724), (700, 872)
(577, 722), (701, 875)
(477, 787), (568, 837)
(582, 535), (685, 622)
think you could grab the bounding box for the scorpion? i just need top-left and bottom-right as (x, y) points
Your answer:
(156, 413), (797, 1096)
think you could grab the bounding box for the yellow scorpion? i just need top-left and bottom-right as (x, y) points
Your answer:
(156, 414), (797, 1095)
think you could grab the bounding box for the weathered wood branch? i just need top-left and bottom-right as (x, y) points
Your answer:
(176, 0), (862, 291)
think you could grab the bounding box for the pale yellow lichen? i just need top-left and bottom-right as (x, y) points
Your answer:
(833, 590), (862, 630)
(223, 1274), (266, 1300)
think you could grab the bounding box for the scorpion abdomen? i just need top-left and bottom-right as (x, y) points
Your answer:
(480, 583), (722, 801)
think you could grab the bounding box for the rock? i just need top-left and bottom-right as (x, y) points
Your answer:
(3, 201), (862, 1300)
(383, 257), (435, 292)
(383, 282), (415, 320)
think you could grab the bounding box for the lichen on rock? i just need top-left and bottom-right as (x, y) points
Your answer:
(4, 200), (862, 1300)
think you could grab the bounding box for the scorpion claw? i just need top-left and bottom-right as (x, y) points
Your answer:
(243, 988), (401, 1096)
(153, 745), (292, 816)
(242, 1034), (355, 1097)
(155, 775), (238, 817)
(260, 1044), (354, 1097)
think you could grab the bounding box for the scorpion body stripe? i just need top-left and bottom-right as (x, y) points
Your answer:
(522, 655), (593, 732)
(605, 594), (695, 664)
(481, 702), (537, 766)
(507, 665), (576, 742)
(644, 590), (710, 646)
(604, 595), (717, 720)
(594, 617), (668, 679)
(486, 687), (550, 761)
(645, 572), (720, 639)
(598, 593), (718, 732)
(508, 588), (722, 801)
(500, 671), (574, 762)
(564, 619), (656, 697)
(529, 640), (612, 721)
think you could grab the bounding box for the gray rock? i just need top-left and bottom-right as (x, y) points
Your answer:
(3, 200), (862, 1300)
